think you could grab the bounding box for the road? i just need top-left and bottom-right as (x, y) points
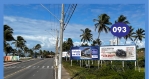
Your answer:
(4, 58), (54, 79)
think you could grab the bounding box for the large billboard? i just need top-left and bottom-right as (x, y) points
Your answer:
(100, 45), (136, 60)
(70, 46), (99, 60)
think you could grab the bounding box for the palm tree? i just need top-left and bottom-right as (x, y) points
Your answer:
(91, 38), (102, 46)
(62, 38), (74, 51)
(67, 38), (74, 49)
(4, 25), (15, 55)
(28, 49), (34, 57)
(133, 28), (145, 44)
(4, 25), (15, 42)
(93, 14), (112, 38)
(34, 44), (41, 58)
(80, 28), (93, 45)
(12, 36), (26, 56)
(4, 43), (13, 56)
(123, 26), (135, 44)
(62, 41), (68, 51)
(91, 40), (97, 46)
(18, 49), (22, 57)
(115, 15), (130, 45)
(24, 46), (29, 58)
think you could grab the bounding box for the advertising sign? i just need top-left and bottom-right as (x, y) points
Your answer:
(100, 45), (136, 60)
(70, 46), (99, 60)
(62, 52), (70, 57)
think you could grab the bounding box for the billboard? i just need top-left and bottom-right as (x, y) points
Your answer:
(62, 52), (70, 57)
(100, 45), (136, 60)
(70, 46), (99, 60)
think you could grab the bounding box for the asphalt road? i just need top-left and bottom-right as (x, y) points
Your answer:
(4, 58), (54, 79)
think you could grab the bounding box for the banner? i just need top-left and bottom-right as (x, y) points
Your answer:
(70, 46), (99, 60)
(100, 45), (136, 60)
(62, 52), (70, 57)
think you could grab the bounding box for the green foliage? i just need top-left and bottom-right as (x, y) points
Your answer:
(63, 60), (145, 79)
(63, 38), (74, 51)
(80, 28), (93, 43)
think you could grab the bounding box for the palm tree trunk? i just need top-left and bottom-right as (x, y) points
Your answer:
(117, 37), (118, 45)
(98, 33), (100, 39)
(125, 40), (127, 44)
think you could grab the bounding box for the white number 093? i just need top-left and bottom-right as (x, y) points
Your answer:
(113, 27), (126, 33)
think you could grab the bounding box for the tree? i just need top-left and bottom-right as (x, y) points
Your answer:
(62, 41), (68, 51)
(34, 44), (41, 58)
(81, 43), (89, 46)
(80, 28), (93, 44)
(133, 28), (145, 44)
(4, 25), (15, 55)
(4, 25), (15, 42)
(115, 15), (130, 45)
(24, 46), (29, 57)
(91, 38), (102, 46)
(93, 14), (112, 38)
(123, 26), (135, 44)
(12, 36), (26, 56)
(4, 43), (13, 56)
(67, 38), (74, 49)
(62, 38), (74, 51)
(28, 49), (34, 57)
(11, 49), (17, 56)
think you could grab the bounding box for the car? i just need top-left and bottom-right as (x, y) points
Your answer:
(116, 49), (126, 57)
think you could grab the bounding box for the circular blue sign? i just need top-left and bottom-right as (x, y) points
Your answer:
(110, 22), (130, 38)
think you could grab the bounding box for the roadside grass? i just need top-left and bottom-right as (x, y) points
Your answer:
(140, 67), (145, 72)
(62, 59), (145, 79)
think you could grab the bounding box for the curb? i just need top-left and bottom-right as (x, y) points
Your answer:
(4, 59), (36, 67)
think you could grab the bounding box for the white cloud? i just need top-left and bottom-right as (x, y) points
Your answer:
(4, 15), (145, 52)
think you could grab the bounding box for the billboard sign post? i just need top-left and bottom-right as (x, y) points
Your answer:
(100, 45), (136, 60)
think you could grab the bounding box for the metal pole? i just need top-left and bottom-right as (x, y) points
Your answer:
(98, 60), (99, 69)
(122, 61), (124, 67)
(135, 61), (136, 71)
(58, 4), (64, 79)
(80, 60), (81, 67)
(71, 60), (72, 66)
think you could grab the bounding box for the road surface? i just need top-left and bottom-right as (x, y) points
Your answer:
(4, 58), (54, 79)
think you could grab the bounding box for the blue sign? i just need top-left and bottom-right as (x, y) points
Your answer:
(70, 46), (99, 60)
(110, 22), (130, 38)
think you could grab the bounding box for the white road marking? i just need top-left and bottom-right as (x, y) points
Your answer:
(22, 66), (25, 68)
(51, 66), (53, 69)
(33, 66), (36, 68)
(37, 66), (39, 68)
(47, 66), (49, 68)
(27, 66), (31, 68)
(42, 66), (45, 68)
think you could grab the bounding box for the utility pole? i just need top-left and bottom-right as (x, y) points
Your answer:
(58, 4), (64, 79)
(55, 30), (59, 79)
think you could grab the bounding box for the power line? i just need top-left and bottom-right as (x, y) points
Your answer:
(40, 4), (60, 22)
(64, 4), (77, 30)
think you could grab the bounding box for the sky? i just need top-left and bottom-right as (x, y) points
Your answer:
(3, 4), (146, 53)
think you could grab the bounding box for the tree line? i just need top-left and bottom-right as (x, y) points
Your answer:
(62, 14), (145, 51)
(4, 25), (55, 58)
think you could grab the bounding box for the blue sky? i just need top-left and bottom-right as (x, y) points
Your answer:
(3, 4), (145, 52)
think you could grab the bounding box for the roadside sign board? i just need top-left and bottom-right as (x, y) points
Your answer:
(100, 45), (136, 60)
(70, 46), (99, 60)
